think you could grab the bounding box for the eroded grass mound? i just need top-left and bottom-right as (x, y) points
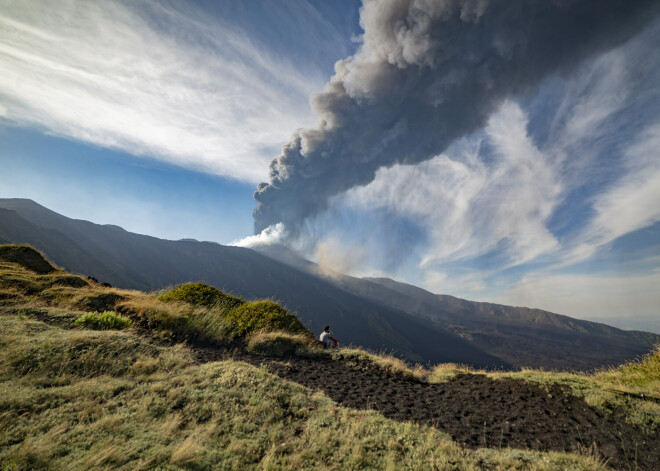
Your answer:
(159, 283), (310, 338)
(227, 300), (308, 336)
(247, 330), (319, 357)
(74, 311), (133, 330)
(0, 245), (56, 274)
(76, 292), (124, 312)
(159, 282), (242, 309)
(121, 296), (233, 344)
(2, 317), (188, 379)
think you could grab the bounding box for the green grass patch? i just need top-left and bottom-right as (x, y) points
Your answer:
(74, 311), (133, 330)
(2, 318), (190, 380)
(159, 282), (243, 309)
(597, 345), (660, 390)
(429, 363), (485, 383)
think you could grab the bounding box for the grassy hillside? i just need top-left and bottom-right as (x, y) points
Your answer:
(0, 199), (510, 368)
(0, 245), (656, 470)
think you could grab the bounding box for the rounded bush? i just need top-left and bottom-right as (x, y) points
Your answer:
(158, 283), (243, 309)
(226, 300), (308, 336)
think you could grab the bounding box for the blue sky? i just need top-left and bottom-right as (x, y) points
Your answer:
(1, 0), (659, 332)
(0, 0), (361, 241)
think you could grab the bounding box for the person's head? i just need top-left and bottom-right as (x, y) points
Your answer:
(323, 325), (330, 333)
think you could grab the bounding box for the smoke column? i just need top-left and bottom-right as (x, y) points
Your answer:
(253, 0), (659, 236)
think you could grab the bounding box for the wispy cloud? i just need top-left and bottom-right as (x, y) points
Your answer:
(0, 0), (330, 182)
(339, 100), (562, 270)
(558, 124), (660, 266)
(493, 271), (660, 320)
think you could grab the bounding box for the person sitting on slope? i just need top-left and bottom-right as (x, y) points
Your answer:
(319, 325), (340, 348)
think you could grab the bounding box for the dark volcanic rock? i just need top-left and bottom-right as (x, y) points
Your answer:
(198, 345), (660, 471)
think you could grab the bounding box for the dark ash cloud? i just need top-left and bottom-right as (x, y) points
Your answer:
(254, 0), (659, 235)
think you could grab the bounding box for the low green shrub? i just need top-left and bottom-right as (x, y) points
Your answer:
(74, 311), (133, 330)
(159, 283), (243, 309)
(226, 300), (308, 336)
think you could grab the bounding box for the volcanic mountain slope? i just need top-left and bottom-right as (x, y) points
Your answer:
(0, 199), (501, 367)
(356, 277), (659, 370)
(1, 198), (659, 370)
(256, 244), (660, 371)
(1, 247), (658, 470)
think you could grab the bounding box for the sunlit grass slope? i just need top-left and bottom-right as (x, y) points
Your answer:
(0, 244), (645, 469)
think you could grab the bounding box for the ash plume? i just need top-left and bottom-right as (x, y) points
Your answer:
(254, 0), (659, 236)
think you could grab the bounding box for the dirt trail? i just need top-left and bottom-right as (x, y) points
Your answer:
(197, 346), (660, 471)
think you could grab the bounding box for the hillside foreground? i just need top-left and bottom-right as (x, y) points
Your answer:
(0, 245), (658, 470)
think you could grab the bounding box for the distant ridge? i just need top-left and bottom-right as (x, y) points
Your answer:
(1, 198), (658, 370)
(0, 198), (503, 368)
(255, 243), (660, 370)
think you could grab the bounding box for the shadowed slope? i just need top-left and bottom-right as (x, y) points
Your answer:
(0, 201), (503, 367)
(253, 243), (660, 370)
(2, 199), (658, 370)
(0, 245), (55, 274)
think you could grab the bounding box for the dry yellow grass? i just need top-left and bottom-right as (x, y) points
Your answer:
(333, 347), (429, 382)
(169, 427), (207, 466)
(428, 363), (486, 383)
(247, 329), (320, 357)
(0, 247), (652, 469)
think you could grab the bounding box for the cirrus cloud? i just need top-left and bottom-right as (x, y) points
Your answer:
(0, 0), (335, 182)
